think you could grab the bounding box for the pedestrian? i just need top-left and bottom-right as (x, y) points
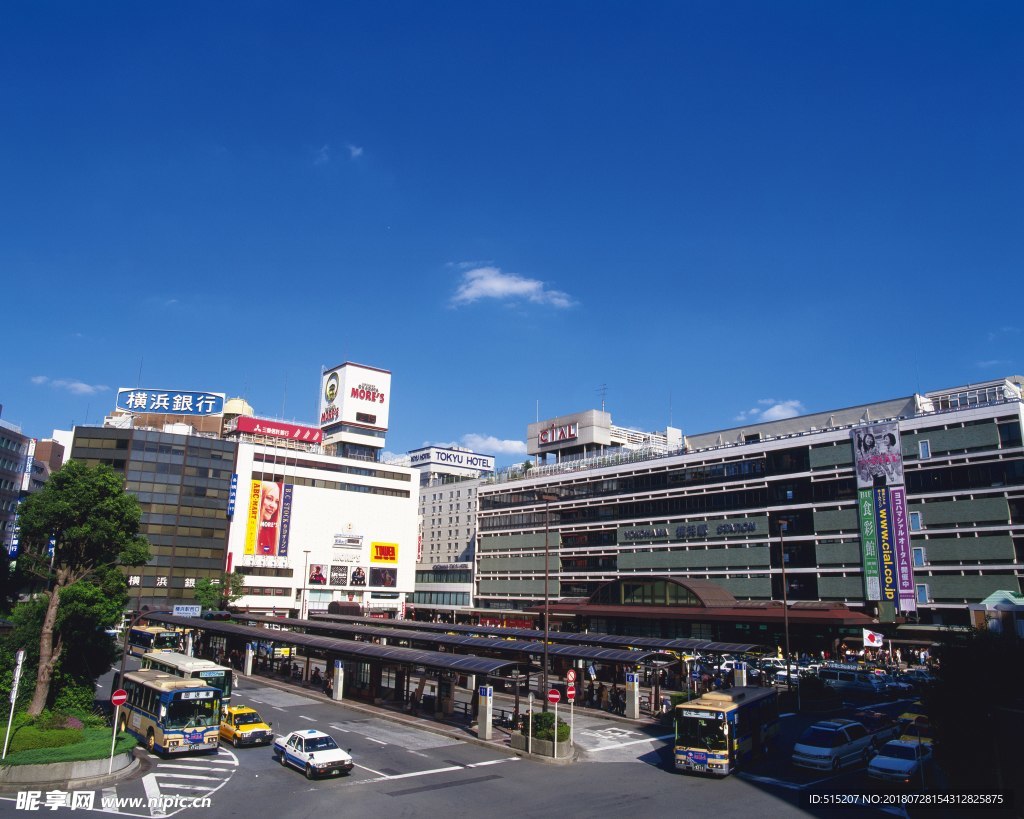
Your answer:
(597, 683), (608, 711)
(586, 681), (595, 708)
(324, 675), (333, 697)
(410, 691), (419, 715)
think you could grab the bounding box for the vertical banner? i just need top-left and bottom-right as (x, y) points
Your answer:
(889, 486), (917, 612)
(873, 486), (899, 609)
(256, 481), (284, 556)
(857, 489), (882, 601)
(227, 474), (239, 517)
(244, 480), (262, 555)
(278, 484), (293, 557)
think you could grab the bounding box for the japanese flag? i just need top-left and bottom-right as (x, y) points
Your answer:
(863, 629), (884, 648)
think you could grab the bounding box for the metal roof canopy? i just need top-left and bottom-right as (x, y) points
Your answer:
(148, 614), (521, 677)
(307, 612), (763, 655)
(235, 614), (675, 665)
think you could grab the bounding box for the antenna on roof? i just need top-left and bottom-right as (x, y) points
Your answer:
(597, 383), (607, 413)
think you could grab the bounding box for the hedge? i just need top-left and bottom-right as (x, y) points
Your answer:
(2, 728), (137, 766)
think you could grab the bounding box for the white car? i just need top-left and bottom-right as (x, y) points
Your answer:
(867, 740), (932, 786)
(272, 729), (354, 779)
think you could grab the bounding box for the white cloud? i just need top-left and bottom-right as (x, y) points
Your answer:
(734, 399), (805, 423)
(314, 145), (330, 165)
(450, 266), (574, 308)
(347, 144), (363, 159)
(31, 376), (109, 396)
(976, 359), (1009, 369)
(423, 434), (528, 457)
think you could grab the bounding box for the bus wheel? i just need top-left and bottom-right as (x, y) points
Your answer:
(146, 730), (156, 754)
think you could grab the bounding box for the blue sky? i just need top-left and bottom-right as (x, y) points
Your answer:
(2, 2), (1021, 466)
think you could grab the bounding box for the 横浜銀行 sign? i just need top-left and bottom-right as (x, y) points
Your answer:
(116, 389), (225, 416)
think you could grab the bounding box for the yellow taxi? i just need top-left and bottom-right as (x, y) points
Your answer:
(219, 705), (273, 747)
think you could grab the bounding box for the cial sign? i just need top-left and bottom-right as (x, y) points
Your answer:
(173, 605), (202, 618)
(538, 422), (579, 446)
(111, 689), (128, 707)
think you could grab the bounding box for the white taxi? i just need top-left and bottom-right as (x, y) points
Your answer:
(272, 729), (354, 779)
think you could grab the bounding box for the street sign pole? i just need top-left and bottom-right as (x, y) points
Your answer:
(108, 689), (128, 774)
(3, 649), (25, 761)
(553, 700), (558, 758)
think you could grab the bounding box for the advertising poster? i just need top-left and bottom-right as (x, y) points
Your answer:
(244, 480), (262, 556)
(256, 481), (284, 556)
(857, 488), (882, 601)
(277, 484), (293, 557)
(889, 486), (917, 612)
(852, 422), (904, 489)
(350, 566), (367, 586)
(308, 564), (327, 585)
(369, 567), (397, 587)
(329, 565), (348, 586)
(873, 486), (899, 607)
(370, 542), (399, 564)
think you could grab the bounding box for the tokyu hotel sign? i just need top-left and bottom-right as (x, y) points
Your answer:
(617, 516), (768, 543)
(117, 388), (224, 415)
(409, 447), (494, 473)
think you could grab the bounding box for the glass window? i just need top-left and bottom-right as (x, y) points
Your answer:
(909, 512), (922, 531)
(915, 583), (929, 604)
(912, 547), (926, 567)
(919, 440), (931, 460)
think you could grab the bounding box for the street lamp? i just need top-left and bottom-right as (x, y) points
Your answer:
(300, 550), (312, 620)
(539, 491), (559, 711)
(778, 519), (792, 694)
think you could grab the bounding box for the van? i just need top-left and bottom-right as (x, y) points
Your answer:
(818, 666), (886, 697)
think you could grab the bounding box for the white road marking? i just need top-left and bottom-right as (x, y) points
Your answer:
(372, 765), (464, 781)
(466, 757), (519, 767)
(586, 733), (673, 752)
(142, 774), (166, 817)
(353, 762), (389, 777)
(330, 724), (350, 732)
(153, 773), (222, 781)
(366, 736), (387, 744)
(299, 715), (316, 721)
(101, 787), (119, 813)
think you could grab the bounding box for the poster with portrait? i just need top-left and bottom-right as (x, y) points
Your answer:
(350, 566), (367, 586)
(245, 480), (286, 556)
(329, 565), (348, 586)
(851, 422), (904, 489)
(369, 567), (397, 588)
(308, 564), (328, 585)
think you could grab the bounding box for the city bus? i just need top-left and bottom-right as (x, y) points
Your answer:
(116, 669), (221, 756)
(673, 686), (780, 776)
(141, 651), (234, 705)
(127, 625), (185, 657)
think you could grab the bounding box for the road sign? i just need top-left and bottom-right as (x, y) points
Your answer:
(173, 605), (201, 617)
(547, 689), (560, 704)
(565, 669), (576, 683)
(111, 689), (128, 708)
(479, 686), (493, 698)
(566, 684), (576, 702)
(625, 673), (638, 684)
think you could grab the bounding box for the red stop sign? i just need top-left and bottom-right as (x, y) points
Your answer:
(547, 689), (560, 704)
(567, 684), (576, 702)
(111, 689), (128, 707)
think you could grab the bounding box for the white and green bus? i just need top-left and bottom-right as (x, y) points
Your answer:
(117, 669), (221, 756)
(141, 651), (234, 705)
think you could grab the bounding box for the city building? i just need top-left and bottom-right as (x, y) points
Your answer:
(475, 377), (1024, 640)
(407, 445), (495, 620)
(0, 408), (31, 556)
(319, 362), (391, 462)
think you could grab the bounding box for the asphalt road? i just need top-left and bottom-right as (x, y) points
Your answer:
(0, 671), (1008, 819)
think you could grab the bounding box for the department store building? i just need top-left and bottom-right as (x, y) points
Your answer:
(475, 377), (1024, 636)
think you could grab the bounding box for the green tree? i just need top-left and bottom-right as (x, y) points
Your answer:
(193, 571), (246, 611)
(15, 460), (150, 715)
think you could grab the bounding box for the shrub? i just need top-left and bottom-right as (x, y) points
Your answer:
(3, 728), (136, 766)
(8, 724), (83, 753)
(521, 711), (569, 742)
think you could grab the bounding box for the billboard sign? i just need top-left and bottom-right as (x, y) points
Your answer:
(319, 363), (391, 430)
(873, 486), (899, 607)
(369, 567), (397, 587)
(21, 438), (36, 492)
(889, 486), (916, 612)
(116, 389), (225, 416)
(234, 416), (323, 444)
(408, 447), (494, 473)
(244, 480), (289, 557)
(329, 565), (349, 586)
(370, 542), (399, 564)
(852, 422), (904, 489)
(857, 488), (882, 601)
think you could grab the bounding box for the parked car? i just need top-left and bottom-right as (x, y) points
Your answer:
(898, 669), (938, 690)
(877, 674), (914, 698)
(867, 740), (933, 786)
(857, 711), (901, 748)
(273, 729), (354, 779)
(219, 705), (273, 747)
(818, 665), (888, 698)
(792, 718), (877, 771)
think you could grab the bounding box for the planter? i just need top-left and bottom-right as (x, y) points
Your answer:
(509, 732), (572, 759)
(0, 749), (137, 789)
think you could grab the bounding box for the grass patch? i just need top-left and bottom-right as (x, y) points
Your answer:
(2, 727), (137, 766)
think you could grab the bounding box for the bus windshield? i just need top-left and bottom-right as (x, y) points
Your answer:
(153, 632), (182, 651)
(677, 712), (728, 751)
(165, 695), (220, 730)
(197, 670), (231, 697)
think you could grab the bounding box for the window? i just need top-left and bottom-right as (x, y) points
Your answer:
(912, 547), (926, 567)
(919, 440), (931, 460)
(915, 583), (929, 604)
(909, 512), (922, 531)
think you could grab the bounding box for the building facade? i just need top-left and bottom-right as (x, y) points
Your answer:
(0, 413), (31, 556)
(476, 377), (1024, 630)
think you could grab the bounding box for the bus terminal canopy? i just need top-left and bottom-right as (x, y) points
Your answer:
(150, 613), (677, 672)
(232, 613), (680, 666)
(148, 614), (522, 678)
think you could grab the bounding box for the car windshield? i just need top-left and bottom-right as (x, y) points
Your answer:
(306, 736), (339, 752)
(234, 713), (263, 725)
(879, 743), (918, 761)
(798, 727), (841, 748)
(165, 695), (219, 730)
